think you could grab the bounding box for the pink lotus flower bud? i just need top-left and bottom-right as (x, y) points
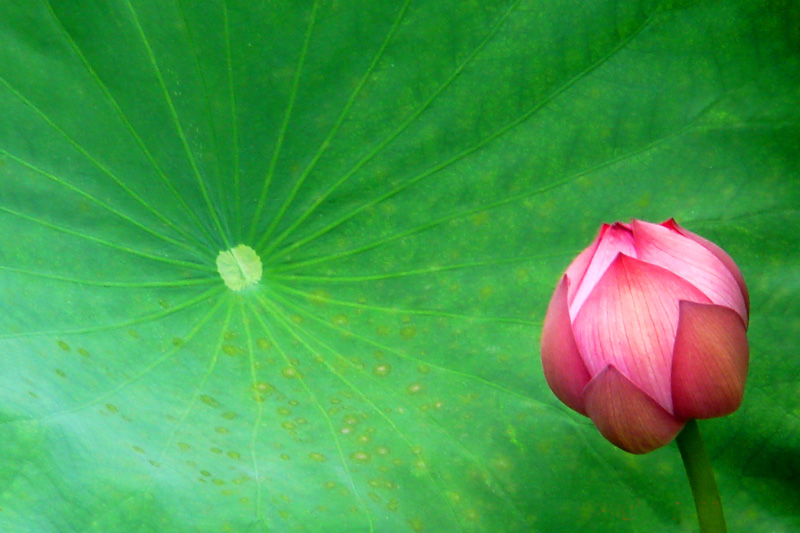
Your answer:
(541, 219), (749, 454)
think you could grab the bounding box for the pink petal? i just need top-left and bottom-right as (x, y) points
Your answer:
(569, 223), (637, 321)
(573, 254), (710, 412)
(663, 219), (750, 316)
(565, 225), (605, 307)
(583, 365), (685, 454)
(632, 220), (748, 325)
(541, 275), (591, 415)
(672, 301), (749, 419)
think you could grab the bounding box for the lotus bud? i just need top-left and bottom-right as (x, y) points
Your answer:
(541, 219), (749, 453)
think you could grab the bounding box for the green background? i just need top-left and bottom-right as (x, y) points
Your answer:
(1, 0), (799, 531)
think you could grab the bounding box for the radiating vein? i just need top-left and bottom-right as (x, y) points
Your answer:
(269, 100), (706, 275)
(268, 288), (548, 408)
(0, 265), (216, 288)
(270, 283), (539, 326)
(266, 3), (654, 263)
(122, 0), (229, 248)
(247, 0), (320, 242)
(223, 0), (242, 239)
(270, 252), (577, 283)
(240, 299), (268, 528)
(254, 0), (413, 251)
(42, 0), (219, 251)
(0, 204), (213, 272)
(33, 295), (225, 423)
(176, 0), (232, 240)
(0, 74), (213, 257)
(261, 295), (462, 530)
(250, 294), (374, 532)
(0, 286), (224, 340)
(157, 300), (231, 461)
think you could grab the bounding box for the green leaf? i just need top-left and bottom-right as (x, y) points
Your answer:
(1, 0), (798, 531)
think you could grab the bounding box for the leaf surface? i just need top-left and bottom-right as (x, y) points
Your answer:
(1, 0), (799, 531)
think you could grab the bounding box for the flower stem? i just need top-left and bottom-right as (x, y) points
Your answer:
(676, 419), (727, 532)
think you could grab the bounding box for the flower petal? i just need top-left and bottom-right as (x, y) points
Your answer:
(565, 225), (605, 306)
(569, 223), (637, 321)
(573, 254), (710, 412)
(541, 275), (591, 415)
(583, 365), (685, 454)
(632, 220), (748, 325)
(663, 219), (750, 316)
(672, 301), (749, 419)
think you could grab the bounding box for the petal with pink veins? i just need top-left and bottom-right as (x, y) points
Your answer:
(583, 365), (685, 454)
(662, 219), (750, 316)
(573, 254), (710, 413)
(672, 301), (749, 419)
(632, 220), (748, 325)
(569, 223), (637, 321)
(565, 225), (606, 308)
(541, 276), (591, 415)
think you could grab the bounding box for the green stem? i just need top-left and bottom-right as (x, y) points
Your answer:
(675, 419), (727, 533)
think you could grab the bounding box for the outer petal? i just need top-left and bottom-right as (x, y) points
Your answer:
(573, 254), (710, 413)
(583, 365), (685, 454)
(663, 218), (750, 315)
(565, 225), (606, 307)
(541, 275), (591, 415)
(672, 301), (749, 419)
(631, 219), (748, 325)
(569, 223), (637, 321)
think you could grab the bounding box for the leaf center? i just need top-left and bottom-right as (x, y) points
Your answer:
(216, 245), (263, 291)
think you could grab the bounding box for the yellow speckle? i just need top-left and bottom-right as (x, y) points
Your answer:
(132, 446), (145, 454)
(400, 326), (417, 339)
(290, 314), (304, 325)
(257, 338), (272, 350)
(215, 427), (229, 434)
(479, 285), (494, 299)
(105, 404), (118, 413)
(172, 337), (184, 347)
(308, 289), (330, 306)
(324, 481), (337, 489)
(282, 367), (301, 379)
(77, 348), (90, 357)
(201, 395), (219, 408)
(408, 518), (424, 532)
(350, 451), (371, 463)
(418, 364), (431, 374)
(222, 344), (238, 356)
(57, 341), (70, 352)
(332, 314), (349, 326)
(282, 421), (296, 430)
(309, 452), (327, 462)
(280, 454), (290, 460)
(55, 369), (66, 378)
(227, 451), (241, 460)
(177, 442), (191, 452)
(373, 364), (392, 377)
(471, 212), (489, 226)
(221, 411), (237, 420)
(406, 383), (424, 394)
